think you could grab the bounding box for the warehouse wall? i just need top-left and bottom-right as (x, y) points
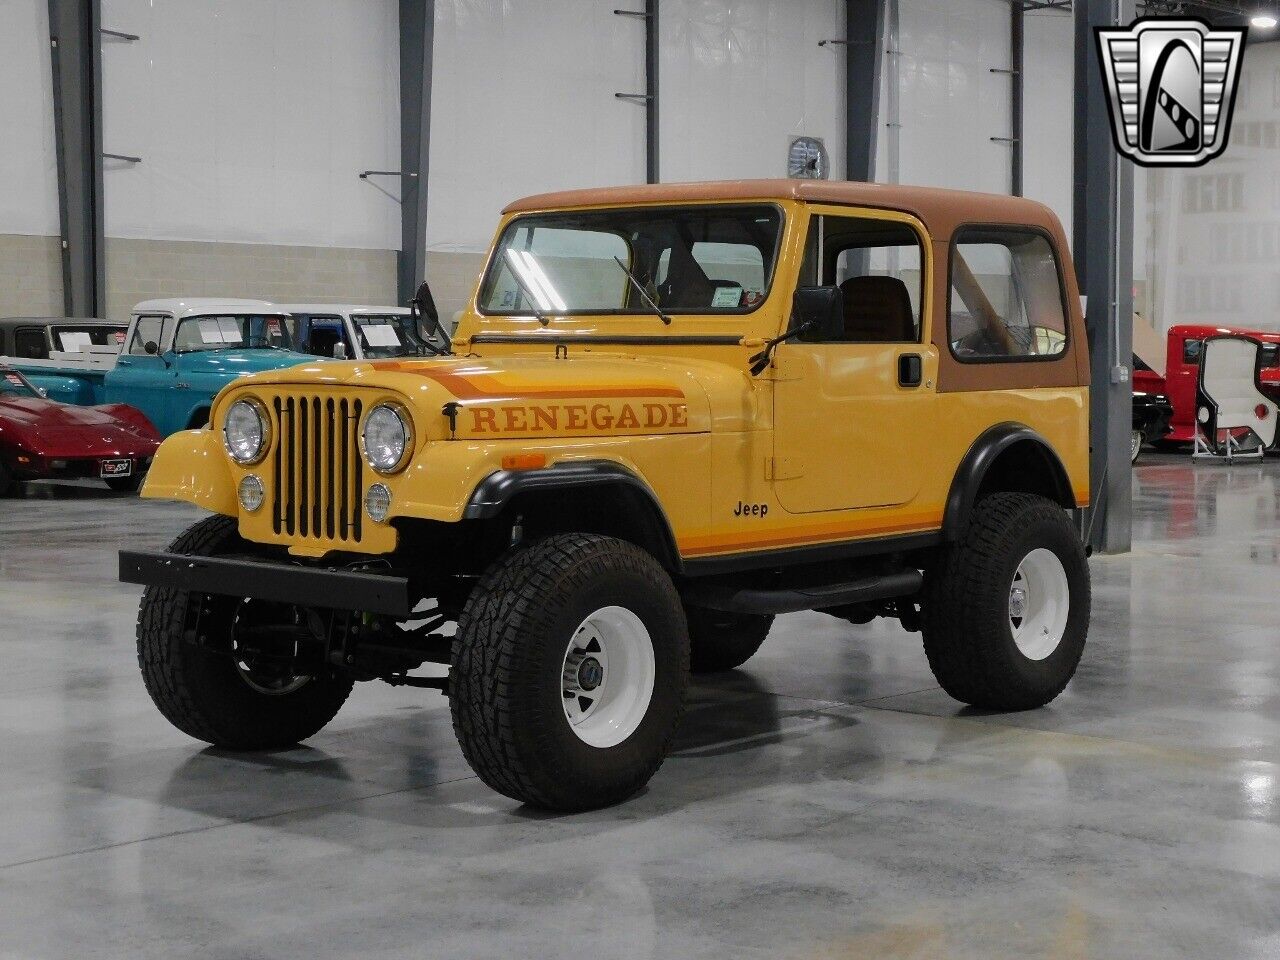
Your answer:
(0, 0), (62, 316)
(96, 0), (402, 316)
(424, 0), (846, 320)
(1022, 6), (1074, 241)
(1136, 41), (1280, 333)
(4, 0), (1077, 324)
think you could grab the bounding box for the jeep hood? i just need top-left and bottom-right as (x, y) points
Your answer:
(228, 354), (759, 440)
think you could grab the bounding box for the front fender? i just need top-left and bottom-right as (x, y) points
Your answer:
(141, 428), (237, 515)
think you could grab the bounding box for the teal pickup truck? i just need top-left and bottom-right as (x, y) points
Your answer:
(5, 298), (325, 436)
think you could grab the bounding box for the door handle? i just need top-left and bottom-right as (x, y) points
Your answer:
(898, 353), (923, 388)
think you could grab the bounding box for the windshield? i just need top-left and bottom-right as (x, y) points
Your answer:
(352, 314), (436, 358)
(0, 369), (39, 399)
(477, 205), (783, 316)
(172, 314), (294, 353)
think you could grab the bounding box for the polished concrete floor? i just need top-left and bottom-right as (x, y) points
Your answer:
(1, 455), (1278, 959)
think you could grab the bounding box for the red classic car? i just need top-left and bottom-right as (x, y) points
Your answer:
(1135, 324), (1280, 444)
(0, 365), (160, 493)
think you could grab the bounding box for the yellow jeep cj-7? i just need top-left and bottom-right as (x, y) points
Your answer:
(122, 180), (1091, 811)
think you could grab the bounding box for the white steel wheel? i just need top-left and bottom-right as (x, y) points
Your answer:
(1008, 547), (1071, 661)
(561, 605), (656, 748)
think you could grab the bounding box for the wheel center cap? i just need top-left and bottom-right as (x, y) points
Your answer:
(577, 657), (604, 691)
(1009, 586), (1028, 619)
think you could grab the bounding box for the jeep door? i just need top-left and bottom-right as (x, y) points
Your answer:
(772, 207), (937, 513)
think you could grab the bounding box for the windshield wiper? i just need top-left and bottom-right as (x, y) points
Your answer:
(503, 249), (551, 326)
(612, 257), (671, 325)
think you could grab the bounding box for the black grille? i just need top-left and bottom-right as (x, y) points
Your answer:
(271, 395), (363, 545)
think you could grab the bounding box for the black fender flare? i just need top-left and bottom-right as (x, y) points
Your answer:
(462, 459), (683, 571)
(942, 422), (1075, 541)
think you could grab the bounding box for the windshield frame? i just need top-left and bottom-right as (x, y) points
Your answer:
(0, 367), (40, 399)
(171, 313), (295, 354)
(475, 202), (786, 319)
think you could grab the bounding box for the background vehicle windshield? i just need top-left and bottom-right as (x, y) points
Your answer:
(353, 314), (435, 358)
(0, 369), (39, 398)
(172, 315), (294, 353)
(478, 205), (783, 315)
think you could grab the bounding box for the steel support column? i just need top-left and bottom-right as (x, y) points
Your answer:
(1010, 0), (1024, 195)
(1073, 0), (1134, 554)
(47, 0), (105, 317)
(397, 0), (433, 305)
(845, 0), (887, 182)
(644, 0), (659, 183)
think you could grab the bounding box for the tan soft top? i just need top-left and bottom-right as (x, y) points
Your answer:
(503, 178), (1064, 239)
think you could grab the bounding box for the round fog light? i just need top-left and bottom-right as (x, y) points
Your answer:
(238, 474), (265, 512)
(365, 483), (392, 522)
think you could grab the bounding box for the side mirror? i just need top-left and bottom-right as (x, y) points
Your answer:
(413, 280), (440, 329)
(792, 286), (844, 342)
(143, 340), (160, 355)
(333, 342), (347, 360)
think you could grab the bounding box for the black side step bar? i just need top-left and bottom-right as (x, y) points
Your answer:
(683, 569), (923, 615)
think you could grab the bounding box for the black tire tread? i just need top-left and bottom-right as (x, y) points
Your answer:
(136, 514), (353, 748)
(921, 492), (1089, 710)
(450, 533), (688, 811)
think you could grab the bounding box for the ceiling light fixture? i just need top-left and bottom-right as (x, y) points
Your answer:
(1252, 12), (1278, 27)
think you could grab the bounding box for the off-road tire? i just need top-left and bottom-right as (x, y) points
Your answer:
(136, 515), (354, 749)
(921, 492), (1090, 711)
(686, 607), (773, 672)
(450, 533), (689, 812)
(107, 474), (142, 493)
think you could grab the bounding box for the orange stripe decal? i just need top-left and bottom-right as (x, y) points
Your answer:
(679, 510), (944, 557)
(369, 363), (684, 401)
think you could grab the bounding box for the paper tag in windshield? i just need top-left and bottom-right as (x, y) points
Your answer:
(711, 286), (742, 308)
(198, 318), (243, 344)
(59, 331), (92, 352)
(362, 325), (401, 347)
(5, 374), (24, 387)
(266, 318), (281, 335)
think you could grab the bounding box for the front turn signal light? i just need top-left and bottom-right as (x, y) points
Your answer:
(501, 453), (547, 471)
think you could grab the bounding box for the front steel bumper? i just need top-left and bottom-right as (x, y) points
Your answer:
(118, 550), (412, 618)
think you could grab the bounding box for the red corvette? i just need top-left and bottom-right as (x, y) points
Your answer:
(0, 365), (161, 493)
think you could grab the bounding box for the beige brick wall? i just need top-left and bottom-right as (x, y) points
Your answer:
(105, 238), (397, 321)
(424, 250), (486, 327)
(0, 234), (63, 317)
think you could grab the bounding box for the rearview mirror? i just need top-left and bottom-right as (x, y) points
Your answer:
(143, 340), (159, 355)
(333, 342), (347, 360)
(792, 286), (844, 342)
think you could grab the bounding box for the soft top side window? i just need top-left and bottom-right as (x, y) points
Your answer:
(948, 227), (1067, 362)
(797, 213), (925, 343)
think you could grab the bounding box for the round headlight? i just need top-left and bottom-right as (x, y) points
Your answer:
(361, 403), (413, 474)
(223, 398), (270, 465)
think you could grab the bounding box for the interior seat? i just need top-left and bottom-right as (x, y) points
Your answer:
(837, 276), (915, 342)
